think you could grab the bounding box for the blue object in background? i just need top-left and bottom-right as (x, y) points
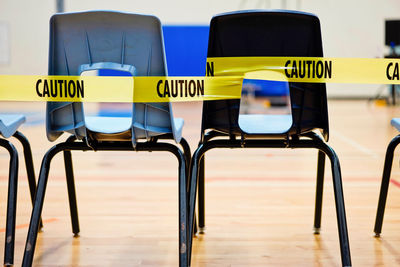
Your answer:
(162, 25), (209, 76)
(97, 69), (133, 117)
(98, 25), (288, 100)
(98, 69), (132, 76)
(162, 25), (287, 96)
(98, 25), (210, 77)
(243, 79), (289, 97)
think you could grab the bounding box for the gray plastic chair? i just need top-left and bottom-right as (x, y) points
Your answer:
(22, 11), (190, 267)
(0, 114), (39, 266)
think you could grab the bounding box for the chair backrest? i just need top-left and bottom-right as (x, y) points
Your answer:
(202, 10), (329, 141)
(47, 11), (175, 143)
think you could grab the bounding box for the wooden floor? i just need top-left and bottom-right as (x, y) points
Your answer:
(0, 100), (400, 266)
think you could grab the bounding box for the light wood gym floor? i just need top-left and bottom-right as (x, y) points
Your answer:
(0, 99), (400, 266)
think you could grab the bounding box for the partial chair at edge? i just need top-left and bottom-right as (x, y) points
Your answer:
(187, 10), (351, 267)
(0, 115), (40, 266)
(374, 118), (400, 237)
(21, 11), (190, 267)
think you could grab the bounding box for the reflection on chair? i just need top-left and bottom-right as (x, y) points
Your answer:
(187, 10), (351, 266)
(21, 11), (190, 267)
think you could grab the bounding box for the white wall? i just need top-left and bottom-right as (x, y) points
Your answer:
(1, 0), (400, 97)
(0, 0), (54, 74)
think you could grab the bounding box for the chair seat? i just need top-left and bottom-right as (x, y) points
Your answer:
(85, 116), (132, 134)
(0, 114), (26, 138)
(238, 114), (292, 135)
(85, 116), (184, 141)
(391, 118), (400, 132)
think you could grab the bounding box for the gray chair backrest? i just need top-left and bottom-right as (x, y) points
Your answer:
(47, 11), (175, 145)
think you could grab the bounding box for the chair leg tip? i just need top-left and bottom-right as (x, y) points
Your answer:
(313, 227), (320, 234)
(192, 230), (199, 237)
(199, 227), (206, 234)
(73, 233), (80, 237)
(374, 232), (381, 238)
(4, 263), (13, 267)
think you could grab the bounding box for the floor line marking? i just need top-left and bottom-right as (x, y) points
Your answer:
(330, 129), (379, 158)
(0, 176), (383, 184)
(390, 179), (400, 188)
(0, 218), (58, 232)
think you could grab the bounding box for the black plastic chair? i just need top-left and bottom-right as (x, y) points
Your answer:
(21, 11), (190, 267)
(374, 118), (400, 236)
(0, 115), (41, 266)
(187, 10), (351, 266)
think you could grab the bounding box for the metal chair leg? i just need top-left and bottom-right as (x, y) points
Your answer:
(173, 145), (189, 267)
(0, 139), (18, 266)
(320, 143), (352, 267)
(198, 156), (205, 234)
(22, 140), (189, 267)
(145, 140), (189, 266)
(63, 136), (80, 235)
(179, 138), (198, 236)
(64, 149), (80, 236)
(138, 141), (189, 266)
(187, 136), (352, 266)
(374, 134), (400, 236)
(197, 132), (220, 235)
(188, 146), (204, 265)
(13, 131), (43, 230)
(179, 138), (191, 172)
(22, 144), (63, 267)
(313, 150), (325, 234)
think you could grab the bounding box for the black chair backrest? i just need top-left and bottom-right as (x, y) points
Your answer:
(202, 10), (329, 141)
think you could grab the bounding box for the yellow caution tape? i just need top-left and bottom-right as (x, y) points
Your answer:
(2, 57), (400, 103)
(0, 75), (243, 103)
(207, 57), (400, 84)
(134, 76), (243, 102)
